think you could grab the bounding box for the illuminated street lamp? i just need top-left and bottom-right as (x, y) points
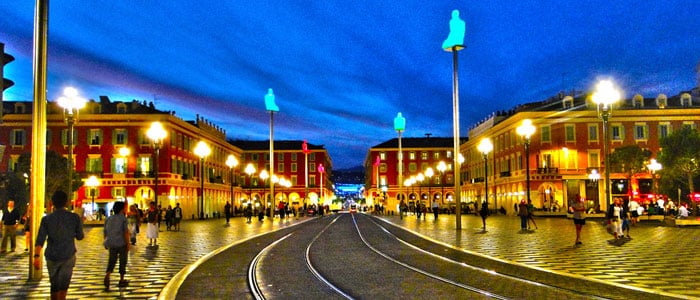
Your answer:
(477, 138), (493, 210)
(265, 88), (279, 220)
(517, 119), (536, 208)
(394, 112), (406, 204)
(85, 175), (99, 215)
(425, 167), (434, 202)
(302, 140), (311, 207)
(318, 164), (326, 205)
(226, 154), (239, 207)
(437, 161), (447, 204)
(194, 141), (211, 219)
(147, 121), (167, 209)
(57, 86), (86, 207)
(592, 79), (621, 207)
(647, 159), (662, 198)
(260, 169), (269, 217)
(416, 173), (425, 201)
(442, 9), (466, 229)
(244, 163), (256, 204)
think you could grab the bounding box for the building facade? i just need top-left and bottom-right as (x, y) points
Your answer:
(461, 88), (700, 215)
(364, 136), (462, 213)
(0, 97), (333, 219)
(229, 140), (333, 211)
(366, 87), (700, 216)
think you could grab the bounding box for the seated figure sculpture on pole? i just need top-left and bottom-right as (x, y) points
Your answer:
(442, 10), (466, 51)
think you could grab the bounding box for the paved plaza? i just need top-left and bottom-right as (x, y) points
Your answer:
(0, 213), (699, 299)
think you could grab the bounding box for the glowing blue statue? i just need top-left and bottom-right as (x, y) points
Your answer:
(442, 10), (466, 51)
(264, 88), (279, 112)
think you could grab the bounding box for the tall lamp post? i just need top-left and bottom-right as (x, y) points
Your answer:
(260, 170), (269, 217)
(57, 87), (86, 208)
(245, 163), (256, 205)
(517, 119), (536, 207)
(592, 80), (620, 208)
(477, 138), (493, 211)
(302, 140), (311, 207)
(647, 159), (662, 198)
(394, 112), (406, 204)
(226, 155), (239, 207)
(425, 167), (434, 202)
(416, 173), (425, 203)
(437, 161), (447, 204)
(265, 88), (279, 220)
(147, 121), (167, 209)
(318, 164), (325, 205)
(85, 175), (99, 215)
(194, 141), (211, 219)
(442, 9), (466, 229)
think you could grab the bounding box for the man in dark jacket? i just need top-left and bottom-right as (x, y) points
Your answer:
(1, 200), (21, 253)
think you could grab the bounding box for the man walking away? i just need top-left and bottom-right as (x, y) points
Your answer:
(103, 201), (130, 291)
(34, 191), (85, 300)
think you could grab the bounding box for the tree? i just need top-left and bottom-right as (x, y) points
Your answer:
(15, 150), (83, 204)
(658, 126), (700, 215)
(608, 144), (652, 185)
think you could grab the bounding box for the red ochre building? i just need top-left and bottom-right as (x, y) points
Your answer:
(366, 86), (700, 215)
(0, 96), (332, 219)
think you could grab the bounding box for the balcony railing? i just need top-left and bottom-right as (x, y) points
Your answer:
(536, 167), (559, 174)
(134, 171), (155, 178)
(499, 171), (511, 177)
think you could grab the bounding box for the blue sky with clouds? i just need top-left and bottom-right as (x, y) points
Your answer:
(2, 1), (699, 168)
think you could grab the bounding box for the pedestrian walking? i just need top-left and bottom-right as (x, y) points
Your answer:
(1, 200), (21, 253)
(621, 201), (631, 239)
(432, 199), (439, 221)
(173, 203), (183, 231)
(34, 191), (84, 300)
(165, 205), (173, 231)
(628, 198), (640, 226)
(22, 205), (31, 252)
(480, 200), (489, 231)
(127, 204), (141, 245)
(526, 199), (538, 230)
(571, 195), (586, 245)
(224, 201), (232, 224)
(607, 198), (624, 240)
(518, 199), (528, 231)
(145, 201), (159, 247)
(103, 201), (130, 291)
(399, 199), (407, 220)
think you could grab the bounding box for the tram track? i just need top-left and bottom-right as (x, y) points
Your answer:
(248, 213), (600, 299)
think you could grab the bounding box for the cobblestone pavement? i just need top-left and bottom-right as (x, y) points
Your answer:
(1, 213), (699, 299)
(0, 215), (307, 299)
(376, 212), (700, 299)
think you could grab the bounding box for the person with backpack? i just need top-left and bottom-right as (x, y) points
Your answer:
(173, 203), (183, 232)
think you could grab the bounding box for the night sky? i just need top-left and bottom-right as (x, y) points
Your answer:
(2, 1), (699, 168)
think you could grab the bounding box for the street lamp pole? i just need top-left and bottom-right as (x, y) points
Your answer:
(57, 87), (86, 209)
(147, 122), (167, 209)
(437, 161), (447, 205)
(425, 167), (434, 202)
(517, 119), (536, 208)
(86, 175), (99, 215)
(592, 80), (620, 208)
(478, 138), (493, 212)
(260, 170), (269, 217)
(245, 163), (256, 205)
(265, 88), (279, 219)
(226, 155), (239, 208)
(647, 159), (662, 198)
(302, 140), (311, 208)
(194, 141), (211, 219)
(442, 9), (466, 229)
(416, 173), (424, 203)
(394, 112), (406, 205)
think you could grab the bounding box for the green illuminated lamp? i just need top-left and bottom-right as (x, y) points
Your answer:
(442, 10), (466, 51)
(265, 88), (279, 112)
(394, 112), (406, 131)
